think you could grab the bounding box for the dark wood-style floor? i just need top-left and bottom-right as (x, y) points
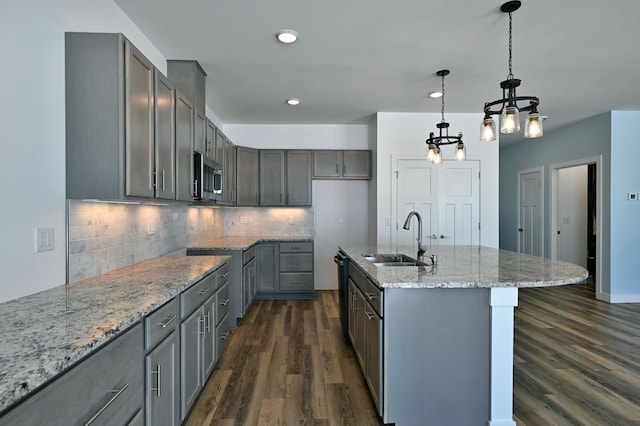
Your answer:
(186, 284), (640, 426)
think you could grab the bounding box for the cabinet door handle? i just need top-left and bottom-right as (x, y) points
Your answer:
(220, 331), (230, 340)
(151, 364), (161, 397)
(162, 169), (165, 190)
(153, 170), (157, 189)
(83, 383), (129, 426)
(159, 315), (176, 328)
(205, 311), (211, 333)
(198, 316), (205, 336)
(198, 288), (210, 296)
(193, 180), (198, 197)
(220, 299), (230, 306)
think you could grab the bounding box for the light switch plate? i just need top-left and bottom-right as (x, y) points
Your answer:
(35, 227), (55, 252)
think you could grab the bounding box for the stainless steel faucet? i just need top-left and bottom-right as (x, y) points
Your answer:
(402, 211), (427, 260)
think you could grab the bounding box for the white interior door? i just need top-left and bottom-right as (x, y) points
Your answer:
(518, 170), (542, 256)
(395, 158), (479, 251)
(396, 159), (437, 252)
(438, 161), (480, 246)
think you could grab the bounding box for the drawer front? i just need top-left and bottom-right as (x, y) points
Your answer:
(242, 246), (256, 265)
(279, 253), (313, 272)
(181, 272), (216, 318)
(279, 273), (314, 291)
(215, 314), (231, 359)
(215, 281), (230, 325)
(1, 325), (143, 426)
(279, 241), (312, 253)
(348, 262), (367, 289)
(363, 278), (383, 317)
(144, 297), (179, 350)
(216, 263), (230, 290)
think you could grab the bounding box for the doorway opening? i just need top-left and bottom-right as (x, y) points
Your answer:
(550, 156), (603, 299)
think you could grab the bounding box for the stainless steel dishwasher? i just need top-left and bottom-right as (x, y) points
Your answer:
(334, 250), (349, 340)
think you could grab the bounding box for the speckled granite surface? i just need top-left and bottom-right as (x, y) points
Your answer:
(0, 255), (228, 414)
(341, 245), (588, 289)
(188, 235), (313, 251)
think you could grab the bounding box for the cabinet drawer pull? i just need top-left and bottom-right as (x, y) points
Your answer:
(365, 311), (375, 320)
(220, 272), (229, 278)
(220, 299), (230, 306)
(365, 292), (377, 301)
(151, 364), (161, 397)
(159, 315), (176, 328)
(220, 331), (230, 340)
(84, 383), (129, 426)
(198, 288), (210, 296)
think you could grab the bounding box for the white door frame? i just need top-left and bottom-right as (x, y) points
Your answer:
(391, 153), (428, 250)
(550, 156), (603, 299)
(516, 166), (544, 256)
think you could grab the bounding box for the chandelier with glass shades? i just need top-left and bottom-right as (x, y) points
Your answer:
(481, 0), (543, 142)
(426, 70), (465, 164)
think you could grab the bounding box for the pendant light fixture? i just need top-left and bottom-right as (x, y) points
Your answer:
(481, 1), (542, 141)
(426, 70), (464, 164)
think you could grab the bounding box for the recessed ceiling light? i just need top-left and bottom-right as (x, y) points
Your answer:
(429, 91), (443, 98)
(286, 98), (301, 106)
(276, 29), (299, 44)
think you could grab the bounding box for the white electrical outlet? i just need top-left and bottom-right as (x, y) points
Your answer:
(288, 216), (295, 225)
(240, 216), (248, 224)
(147, 221), (155, 236)
(629, 193), (638, 201)
(35, 227), (55, 252)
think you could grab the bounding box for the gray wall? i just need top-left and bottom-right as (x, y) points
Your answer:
(500, 111), (640, 300)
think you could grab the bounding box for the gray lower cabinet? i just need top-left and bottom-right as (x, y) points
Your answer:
(175, 92), (194, 202)
(179, 272), (217, 420)
(144, 298), (179, 426)
(256, 242), (278, 294)
(312, 150), (371, 180)
(0, 324), (143, 426)
(348, 262), (383, 415)
(236, 147), (259, 206)
(242, 246), (257, 314)
(278, 242), (314, 296)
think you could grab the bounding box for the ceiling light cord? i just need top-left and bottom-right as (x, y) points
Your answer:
(507, 10), (514, 81)
(440, 72), (446, 124)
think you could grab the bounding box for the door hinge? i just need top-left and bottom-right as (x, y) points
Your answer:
(478, 222), (481, 230)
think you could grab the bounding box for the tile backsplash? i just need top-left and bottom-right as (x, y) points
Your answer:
(67, 200), (314, 283)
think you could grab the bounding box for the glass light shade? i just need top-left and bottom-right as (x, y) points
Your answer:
(481, 117), (496, 142)
(455, 142), (466, 161)
(427, 144), (437, 162)
(524, 113), (543, 138)
(500, 105), (520, 134)
(433, 147), (442, 165)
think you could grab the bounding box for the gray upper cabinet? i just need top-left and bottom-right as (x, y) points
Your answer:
(286, 151), (312, 206)
(259, 150), (312, 207)
(166, 60), (206, 113)
(194, 111), (206, 155)
(312, 150), (371, 180)
(125, 42), (155, 198)
(175, 92), (194, 202)
(215, 128), (226, 165)
(236, 146), (259, 206)
(205, 119), (216, 159)
(259, 150), (286, 206)
(65, 32), (177, 201)
(154, 70), (176, 200)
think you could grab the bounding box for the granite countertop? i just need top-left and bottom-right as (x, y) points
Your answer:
(0, 255), (229, 414)
(188, 235), (313, 251)
(341, 245), (588, 289)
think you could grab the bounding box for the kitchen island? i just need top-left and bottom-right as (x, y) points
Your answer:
(340, 245), (588, 426)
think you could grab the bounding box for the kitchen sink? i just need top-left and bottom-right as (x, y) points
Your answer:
(362, 253), (427, 267)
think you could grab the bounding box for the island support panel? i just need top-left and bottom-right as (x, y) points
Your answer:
(384, 288), (490, 425)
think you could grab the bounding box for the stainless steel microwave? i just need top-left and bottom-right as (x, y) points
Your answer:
(193, 151), (222, 202)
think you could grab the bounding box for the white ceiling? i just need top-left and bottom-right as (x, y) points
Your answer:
(114, 0), (640, 145)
